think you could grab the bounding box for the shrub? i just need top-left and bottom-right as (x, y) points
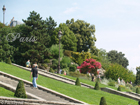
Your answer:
(61, 56), (71, 64)
(75, 78), (81, 86)
(44, 59), (50, 63)
(49, 68), (55, 73)
(7, 57), (11, 64)
(50, 44), (63, 59)
(108, 78), (116, 87)
(77, 58), (101, 75)
(125, 83), (133, 90)
(94, 81), (100, 90)
(41, 63), (48, 69)
(60, 62), (67, 69)
(52, 59), (58, 65)
(117, 86), (121, 91)
(100, 97), (107, 105)
(64, 50), (72, 57)
(69, 65), (77, 72)
(105, 63), (135, 83)
(14, 80), (27, 98)
(136, 88), (139, 94)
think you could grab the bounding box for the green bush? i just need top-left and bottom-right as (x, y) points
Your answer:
(69, 65), (77, 72)
(41, 63), (48, 69)
(14, 80), (27, 98)
(125, 83), (133, 90)
(95, 81), (100, 90)
(50, 44), (63, 59)
(61, 56), (71, 65)
(117, 86), (121, 91)
(75, 78), (81, 86)
(108, 78), (115, 86)
(52, 59), (58, 65)
(6, 57), (11, 64)
(64, 50), (72, 57)
(136, 88), (139, 94)
(100, 97), (107, 105)
(44, 59), (50, 63)
(105, 63), (135, 83)
(60, 63), (67, 69)
(49, 68), (55, 73)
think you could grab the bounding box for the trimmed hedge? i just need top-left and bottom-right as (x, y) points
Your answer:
(100, 97), (107, 105)
(14, 80), (27, 98)
(75, 78), (81, 86)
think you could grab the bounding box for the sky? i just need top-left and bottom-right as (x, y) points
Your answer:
(0, 0), (140, 74)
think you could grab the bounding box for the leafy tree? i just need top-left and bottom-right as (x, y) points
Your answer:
(100, 97), (107, 105)
(107, 50), (129, 68)
(105, 63), (135, 83)
(66, 18), (97, 52)
(97, 49), (111, 70)
(11, 11), (51, 65)
(50, 44), (63, 59)
(77, 58), (101, 75)
(14, 80), (27, 98)
(135, 66), (140, 85)
(51, 23), (77, 51)
(0, 27), (16, 62)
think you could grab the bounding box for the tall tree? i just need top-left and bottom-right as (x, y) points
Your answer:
(66, 18), (97, 52)
(10, 11), (51, 65)
(51, 23), (77, 51)
(0, 27), (16, 62)
(135, 66), (140, 85)
(107, 50), (129, 68)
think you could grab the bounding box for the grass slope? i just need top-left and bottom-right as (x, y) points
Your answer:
(0, 87), (15, 97)
(0, 62), (137, 105)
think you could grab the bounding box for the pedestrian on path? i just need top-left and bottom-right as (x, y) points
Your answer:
(118, 77), (120, 84)
(30, 64), (38, 89)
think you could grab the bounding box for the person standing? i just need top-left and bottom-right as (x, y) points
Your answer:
(118, 77), (120, 84)
(30, 64), (38, 88)
(91, 73), (94, 82)
(26, 60), (31, 68)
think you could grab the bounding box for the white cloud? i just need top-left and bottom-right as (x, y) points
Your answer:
(63, 7), (79, 14)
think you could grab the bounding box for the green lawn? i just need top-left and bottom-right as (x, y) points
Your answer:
(58, 74), (131, 92)
(0, 62), (137, 105)
(0, 87), (15, 97)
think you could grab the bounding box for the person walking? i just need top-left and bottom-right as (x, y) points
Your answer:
(30, 64), (38, 89)
(91, 73), (94, 82)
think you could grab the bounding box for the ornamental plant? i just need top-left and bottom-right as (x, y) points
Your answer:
(77, 58), (101, 75)
(100, 97), (107, 105)
(95, 81), (100, 90)
(136, 88), (139, 94)
(75, 78), (81, 86)
(14, 80), (27, 98)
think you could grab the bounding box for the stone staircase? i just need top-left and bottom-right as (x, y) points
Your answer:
(0, 71), (87, 105)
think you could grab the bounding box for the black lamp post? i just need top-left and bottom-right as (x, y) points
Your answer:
(58, 30), (62, 74)
(2, 5), (6, 26)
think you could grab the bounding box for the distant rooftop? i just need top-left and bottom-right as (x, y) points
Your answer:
(9, 17), (24, 27)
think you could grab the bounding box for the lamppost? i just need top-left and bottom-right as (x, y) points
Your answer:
(2, 5), (6, 26)
(58, 30), (62, 74)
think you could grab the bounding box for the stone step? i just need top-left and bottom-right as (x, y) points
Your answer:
(0, 75), (76, 103)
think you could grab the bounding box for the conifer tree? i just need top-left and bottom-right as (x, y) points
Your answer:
(117, 86), (121, 91)
(136, 88), (139, 94)
(75, 78), (81, 86)
(100, 97), (107, 105)
(95, 81), (100, 90)
(14, 80), (27, 98)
